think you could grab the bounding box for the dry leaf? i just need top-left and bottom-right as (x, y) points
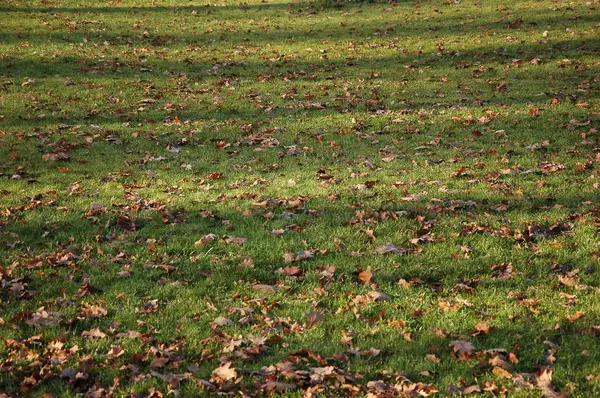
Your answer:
(25, 308), (62, 328)
(212, 362), (237, 381)
(375, 243), (408, 255)
(472, 321), (492, 336)
(305, 310), (324, 328)
(211, 316), (234, 328)
(449, 340), (476, 361)
(195, 233), (217, 247)
(368, 291), (390, 301)
(565, 311), (584, 323)
(358, 267), (373, 284)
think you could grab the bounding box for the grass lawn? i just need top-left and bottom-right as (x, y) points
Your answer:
(1, 0), (599, 396)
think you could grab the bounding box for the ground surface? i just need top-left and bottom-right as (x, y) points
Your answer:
(0, 0), (599, 396)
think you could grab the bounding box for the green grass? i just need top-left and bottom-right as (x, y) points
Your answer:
(0, 0), (599, 396)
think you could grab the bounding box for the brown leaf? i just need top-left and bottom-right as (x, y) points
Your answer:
(449, 340), (476, 361)
(536, 368), (569, 398)
(25, 308), (62, 328)
(305, 310), (324, 328)
(283, 266), (303, 277)
(425, 354), (440, 363)
(310, 366), (336, 383)
(222, 235), (247, 245)
(472, 321), (492, 336)
(264, 381), (297, 393)
(239, 257), (254, 269)
(565, 311), (585, 323)
(117, 215), (135, 231)
(357, 267), (373, 284)
(150, 356), (170, 369)
(368, 291), (390, 302)
(81, 328), (107, 340)
(462, 385), (482, 395)
(79, 303), (108, 319)
(211, 316), (234, 329)
(376, 243), (408, 255)
(283, 252), (296, 263)
(438, 299), (462, 312)
(107, 345), (125, 358)
(365, 228), (376, 243)
(212, 362), (237, 381)
(492, 366), (513, 379)
(66, 182), (82, 195)
(490, 354), (511, 370)
(195, 233), (217, 247)
(135, 299), (159, 314)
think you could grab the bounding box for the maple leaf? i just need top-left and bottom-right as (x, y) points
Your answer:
(472, 321), (492, 336)
(449, 340), (476, 361)
(536, 368), (570, 398)
(212, 362), (237, 382)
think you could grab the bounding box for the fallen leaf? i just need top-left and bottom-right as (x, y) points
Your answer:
(283, 266), (303, 277)
(253, 284), (278, 294)
(211, 316), (234, 328)
(195, 233), (217, 247)
(264, 381), (297, 393)
(212, 362), (237, 381)
(222, 235), (247, 245)
(117, 215), (135, 231)
(79, 303), (108, 318)
(472, 321), (492, 336)
(368, 291), (390, 301)
(357, 267), (373, 284)
(305, 310), (324, 328)
(565, 311), (585, 323)
(536, 368), (568, 398)
(376, 243), (408, 255)
(449, 340), (476, 361)
(25, 308), (62, 328)
(107, 346), (125, 358)
(81, 328), (107, 340)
